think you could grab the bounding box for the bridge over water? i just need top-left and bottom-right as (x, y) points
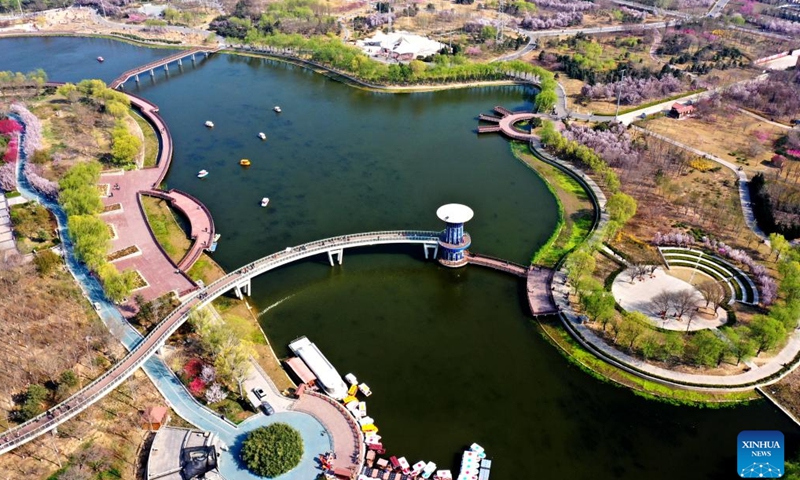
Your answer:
(109, 46), (220, 89)
(0, 227), (557, 454)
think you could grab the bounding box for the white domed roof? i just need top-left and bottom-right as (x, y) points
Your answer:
(436, 204), (474, 223)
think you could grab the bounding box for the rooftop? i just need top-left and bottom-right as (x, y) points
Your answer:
(147, 427), (221, 480)
(437, 204), (474, 224)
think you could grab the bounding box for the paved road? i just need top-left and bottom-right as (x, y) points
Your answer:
(707, 0), (730, 17)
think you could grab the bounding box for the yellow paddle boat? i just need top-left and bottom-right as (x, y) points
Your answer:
(240, 159), (251, 166)
(348, 384), (358, 396)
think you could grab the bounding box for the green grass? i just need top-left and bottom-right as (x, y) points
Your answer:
(5, 191), (21, 198)
(131, 111), (159, 168)
(510, 142), (594, 267)
(141, 196), (190, 263)
(188, 255), (213, 284)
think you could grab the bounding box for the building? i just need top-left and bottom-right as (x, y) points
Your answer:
(141, 406), (170, 431)
(147, 427), (222, 480)
(437, 204), (473, 268)
(356, 31), (444, 62)
(670, 102), (695, 119)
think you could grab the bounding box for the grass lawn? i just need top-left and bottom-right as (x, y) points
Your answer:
(141, 196), (191, 264)
(131, 110), (159, 168)
(511, 142), (594, 267)
(187, 253), (226, 285)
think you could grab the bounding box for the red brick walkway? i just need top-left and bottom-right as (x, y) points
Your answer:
(293, 391), (364, 477)
(97, 93), (214, 302)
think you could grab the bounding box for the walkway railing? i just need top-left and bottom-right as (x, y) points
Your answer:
(0, 230), (439, 455)
(109, 46), (220, 89)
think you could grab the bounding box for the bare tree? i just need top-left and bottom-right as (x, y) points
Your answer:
(651, 290), (674, 319)
(697, 281), (726, 310)
(673, 289), (697, 320)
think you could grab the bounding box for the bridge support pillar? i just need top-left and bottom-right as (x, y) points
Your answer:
(134, 74), (139, 83)
(178, 58), (182, 66)
(149, 69), (155, 77)
(243, 279), (251, 296)
(234, 286), (243, 299)
(327, 249), (343, 266)
(423, 243), (439, 260)
(191, 53), (196, 62)
(164, 63), (169, 72)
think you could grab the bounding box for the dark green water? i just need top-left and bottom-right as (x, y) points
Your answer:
(2, 36), (799, 479)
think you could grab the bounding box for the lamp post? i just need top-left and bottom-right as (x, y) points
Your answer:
(615, 68), (626, 121)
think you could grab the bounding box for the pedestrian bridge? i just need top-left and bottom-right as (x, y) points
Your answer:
(0, 230), (440, 455)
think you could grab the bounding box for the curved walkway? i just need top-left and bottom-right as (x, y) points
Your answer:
(528, 139), (800, 390)
(293, 390), (364, 476)
(141, 189), (215, 271)
(0, 230), (439, 455)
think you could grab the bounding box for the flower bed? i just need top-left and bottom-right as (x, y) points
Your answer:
(106, 245), (141, 262)
(129, 270), (148, 290)
(102, 203), (123, 214)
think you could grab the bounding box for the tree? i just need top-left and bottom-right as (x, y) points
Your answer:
(690, 330), (726, 367)
(672, 289), (697, 320)
(606, 192), (637, 225)
(749, 315), (786, 355)
(769, 232), (790, 261)
(565, 249), (596, 287)
(639, 333), (660, 360)
(205, 383), (227, 404)
(651, 290), (675, 318)
(241, 424), (304, 478)
(723, 327), (755, 366)
(580, 289), (616, 323)
(17, 383), (47, 421)
(68, 215), (110, 270)
(662, 332), (684, 361)
(110, 121), (141, 166)
(620, 313), (646, 350)
(697, 281), (726, 310)
(60, 184), (103, 217)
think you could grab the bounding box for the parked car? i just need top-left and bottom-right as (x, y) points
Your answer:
(93, 302), (102, 311)
(253, 387), (266, 399)
(260, 400), (275, 416)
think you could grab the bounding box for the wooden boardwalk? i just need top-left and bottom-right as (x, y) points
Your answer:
(527, 266), (559, 316)
(493, 105), (514, 117)
(466, 252), (527, 277)
(477, 113), (502, 123)
(476, 105), (538, 142)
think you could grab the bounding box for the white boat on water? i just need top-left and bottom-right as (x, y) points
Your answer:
(261, 197), (269, 207)
(398, 457), (411, 475)
(273, 106), (282, 113)
(197, 169), (209, 178)
(358, 383), (372, 397)
(258, 132), (266, 140)
(411, 461), (426, 476)
(345, 373), (358, 385)
(357, 401), (367, 417)
(204, 121), (214, 128)
(422, 462), (437, 479)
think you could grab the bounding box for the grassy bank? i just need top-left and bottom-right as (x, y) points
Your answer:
(141, 196), (191, 264)
(537, 318), (759, 406)
(131, 110), (159, 168)
(510, 142), (594, 267)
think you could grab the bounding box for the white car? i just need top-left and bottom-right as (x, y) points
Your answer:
(93, 302), (102, 311)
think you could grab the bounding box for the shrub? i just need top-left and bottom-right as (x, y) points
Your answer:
(33, 250), (61, 275)
(241, 424), (304, 478)
(689, 158), (715, 172)
(183, 358), (204, 378)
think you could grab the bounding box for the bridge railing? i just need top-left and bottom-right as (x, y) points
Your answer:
(0, 230), (441, 452)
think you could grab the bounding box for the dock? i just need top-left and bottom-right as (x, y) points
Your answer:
(527, 266), (558, 316)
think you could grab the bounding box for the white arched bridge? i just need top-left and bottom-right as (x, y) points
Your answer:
(0, 231), (441, 455)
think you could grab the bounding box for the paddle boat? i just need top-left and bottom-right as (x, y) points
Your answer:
(358, 383), (372, 397)
(258, 132), (266, 140)
(273, 106), (282, 113)
(347, 384), (358, 396)
(343, 394), (358, 404)
(421, 462), (437, 479)
(434, 470), (453, 480)
(197, 169), (209, 178)
(397, 457), (411, 475)
(240, 159), (251, 166)
(345, 373), (358, 385)
(411, 461), (426, 477)
(204, 121), (214, 128)
(358, 401), (367, 417)
(97, 56), (104, 63)
(261, 197), (269, 207)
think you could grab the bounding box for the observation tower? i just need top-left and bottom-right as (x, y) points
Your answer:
(437, 204), (473, 267)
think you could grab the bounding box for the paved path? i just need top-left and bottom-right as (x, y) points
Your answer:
(630, 125), (768, 241)
(527, 139), (800, 390)
(0, 193), (20, 261)
(293, 391), (363, 475)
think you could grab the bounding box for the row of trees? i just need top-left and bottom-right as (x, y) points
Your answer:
(61, 162), (136, 302)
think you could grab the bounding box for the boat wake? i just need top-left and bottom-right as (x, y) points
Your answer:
(258, 294), (294, 317)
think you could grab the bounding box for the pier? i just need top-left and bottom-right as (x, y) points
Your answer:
(527, 266), (558, 316)
(476, 105), (539, 142)
(109, 46), (220, 89)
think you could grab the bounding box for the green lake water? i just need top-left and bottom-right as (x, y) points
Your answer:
(2, 36), (798, 479)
